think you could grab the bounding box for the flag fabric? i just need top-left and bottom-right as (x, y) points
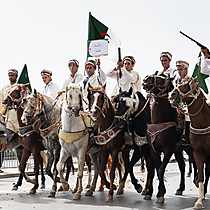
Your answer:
(88, 12), (108, 41)
(87, 12), (109, 58)
(17, 64), (32, 92)
(192, 56), (209, 94)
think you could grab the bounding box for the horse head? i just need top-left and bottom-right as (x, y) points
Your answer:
(170, 77), (202, 108)
(21, 89), (44, 125)
(87, 84), (111, 120)
(3, 84), (29, 110)
(143, 73), (174, 97)
(64, 84), (83, 116)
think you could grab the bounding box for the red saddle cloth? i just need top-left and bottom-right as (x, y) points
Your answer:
(147, 121), (177, 143)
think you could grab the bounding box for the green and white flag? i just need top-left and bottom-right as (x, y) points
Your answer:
(192, 56), (209, 94)
(17, 64), (32, 92)
(87, 12), (109, 58)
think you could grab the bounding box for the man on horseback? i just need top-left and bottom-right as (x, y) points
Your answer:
(82, 59), (106, 111)
(159, 52), (178, 81)
(41, 69), (59, 100)
(107, 55), (141, 97)
(0, 69), (19, 172)
(62, 59), (83, 89)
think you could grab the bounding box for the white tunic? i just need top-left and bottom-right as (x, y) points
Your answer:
(62, 72), (84, 90)
(201, 58), (210, 76)
(82, 69), (106, 111)
(0, 84), (19, 132)
(107, 68), (141, 96)
(41, 81), (59, 100)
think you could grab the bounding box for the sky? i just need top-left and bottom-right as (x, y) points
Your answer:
(0, 0), (210, 95)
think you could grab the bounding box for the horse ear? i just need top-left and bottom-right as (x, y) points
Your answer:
(128, 87), (133, 95)
(102, 83), (106, 92)
(33, 89), (37, 97)
(154, 71), (158, 75)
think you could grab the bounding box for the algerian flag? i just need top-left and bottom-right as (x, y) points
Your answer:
(87, 12), (109, 58)
(87, 12), (121, 58)
(17, 64), (32, 92)
(192, 56), (209, 94)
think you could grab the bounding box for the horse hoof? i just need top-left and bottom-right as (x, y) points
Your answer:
(156, 197), (165, 204)
(106, 194), (113, 202)
(141, 190), (147, 196)
(113, 184), (117, 190)
(116, 188), (124, 195)
(193, 202), (204, 210)
(85, 184), (90, 189)
(144, 195), (152, 200)
(73, 193), (81, 200)
(48, 192), (56, 198)
(175, 190), (183, 195)
(135, 184), (143, 193)
(62, 184), (70, 191)
(29, 189), (36, 194)
(98, 186), (104, 192)
(12, 185), (18, 191)
(58, 186), (63, 192)
(187, 172), (191, 177)
(85, 190), (93, 196)
(40, 184), (45, 189)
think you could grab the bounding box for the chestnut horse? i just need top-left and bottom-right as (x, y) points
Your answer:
(170, 77), (210, 209)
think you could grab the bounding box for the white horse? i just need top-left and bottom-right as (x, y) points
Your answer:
(57, 84), (90, 200)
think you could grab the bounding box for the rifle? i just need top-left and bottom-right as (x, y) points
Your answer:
(118, 47), (122, 78)
(180, 31), (207, 49)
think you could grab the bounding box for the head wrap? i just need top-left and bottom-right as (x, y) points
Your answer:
(160, 52), (172, 61)
(41, 69), (52, 76)
(8, 69), (18, 75)
(85, 60), (96, 69)
(176, 60), (189, 69)
(68, 59), (79, 67)
(123, 56), (136, 65)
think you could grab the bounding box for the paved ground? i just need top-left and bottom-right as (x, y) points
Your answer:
(0, 162), (210, 210)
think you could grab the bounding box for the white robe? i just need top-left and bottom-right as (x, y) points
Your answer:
(107, 68), (141, 96)
(41, 81), (59, 100)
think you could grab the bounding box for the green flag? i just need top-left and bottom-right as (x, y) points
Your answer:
(87, 12), (109, 58)
(17, 64), (32, 92)
(192, 57), (209, 94)
(88, 12), (108, 40)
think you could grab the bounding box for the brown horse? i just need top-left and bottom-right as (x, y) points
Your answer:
(142, 74), (186, 203)
(170, 77), (210, 209)
(86, 85), (129, 201)
(3, 84), (45, 194)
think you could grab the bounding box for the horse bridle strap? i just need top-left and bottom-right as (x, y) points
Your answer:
(134, 96), (150, 118)
(190, 124), (210, 135)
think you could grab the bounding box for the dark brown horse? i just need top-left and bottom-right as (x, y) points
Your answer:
(3, 84), (45, 194)
(142, 74), (186, 203)
(112, 87), (155, 197)
(170, 77), (210, 209)
(86, 85), (129, 201)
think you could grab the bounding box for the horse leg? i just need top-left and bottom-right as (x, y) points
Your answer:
(73, 147), (87, 200)
(140, 156), (145, 173)
(12, 146), (24, 191)
(156, 152), (173, 204)
(29, 151), (42, 194)
(85, 152), (99, 196)
(116, 147), (129, 195)
(85, 154), (92, 189)
(204, 160), (210, 197)
(129, 146), (143, 194)
(193, 152), (205, 209)
(106, 151), (118, 202)
(142, 145), (156, 200)
(19, 148), (35, 185)
(174, 151), (185, 195)
(45, 150), (54, 180)
(39, 154), (46, 189)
